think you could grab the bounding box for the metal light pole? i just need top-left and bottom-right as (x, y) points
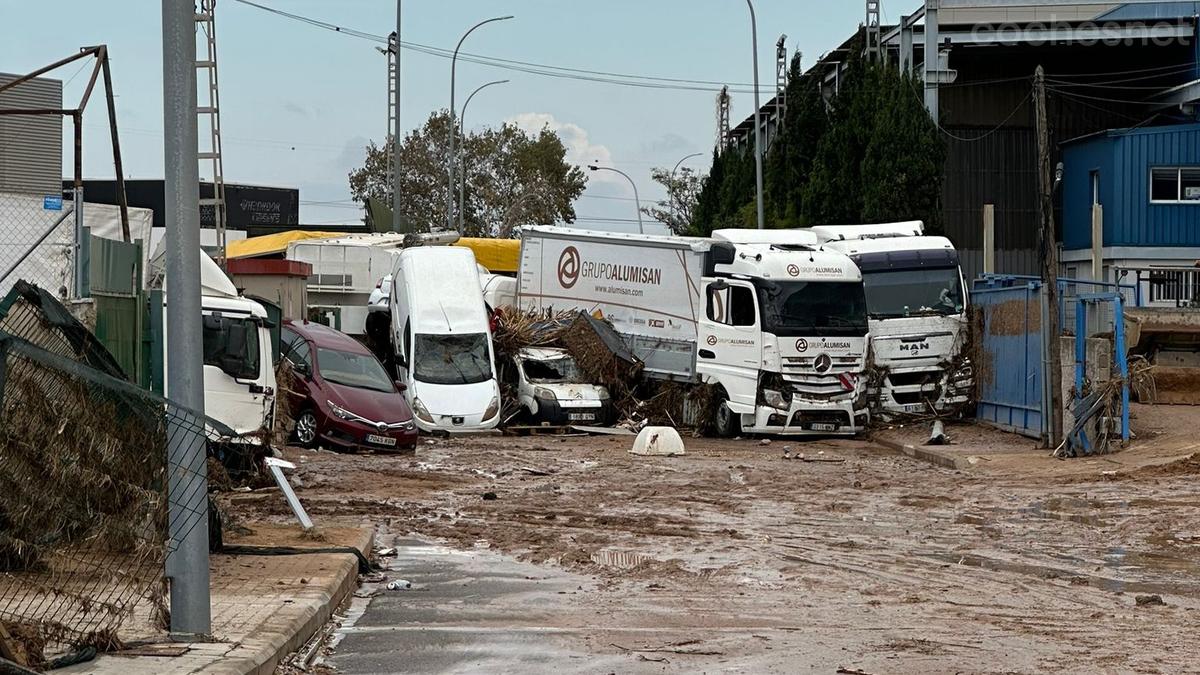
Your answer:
(161, 0), (210, 636)
(458, 79), (509, 232)
(669, 152), (703, 233)
(447, 15), (513, 230)
(588, 165), (644, 235)
(392, 0), (404, 233)
(745, 0), (765, 230)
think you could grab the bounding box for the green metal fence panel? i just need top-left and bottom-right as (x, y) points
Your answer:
(89, 236), (143, 383)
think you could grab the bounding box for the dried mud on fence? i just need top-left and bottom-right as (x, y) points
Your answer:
(0, 335), (212, 668)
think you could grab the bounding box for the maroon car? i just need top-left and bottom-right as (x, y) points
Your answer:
(281, 320), (418, 452)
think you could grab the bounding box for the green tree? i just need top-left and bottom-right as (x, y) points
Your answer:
(642, 165), (705, 235)
(765, 54), (828, 227)
(349, 111), (587, 236)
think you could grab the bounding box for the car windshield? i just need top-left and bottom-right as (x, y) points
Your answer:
(862, 267), (964, 319)
(522, 355), (585, 384)
(316, 348), (394, 392)
(413, 333), (493, 386)
(757, 281), (869, 337)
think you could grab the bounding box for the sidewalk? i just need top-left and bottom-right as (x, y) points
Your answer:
(59, 524), (372, 675)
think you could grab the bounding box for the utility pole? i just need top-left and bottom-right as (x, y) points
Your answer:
(392, 1), (404, 233)
(1035, 65), (1063, 449)
(162, 0), (210, 636)
(745, 0), (765, 230)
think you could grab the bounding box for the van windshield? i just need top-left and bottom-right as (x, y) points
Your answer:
(756, 281), (869, 337)
(317, 348), (394, 393)
(413, 333), (493, 386)
(863, 267), (964, 319)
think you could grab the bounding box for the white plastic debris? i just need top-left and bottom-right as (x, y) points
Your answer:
(630, 427), (686, 457)
(387, 580), (412, 590)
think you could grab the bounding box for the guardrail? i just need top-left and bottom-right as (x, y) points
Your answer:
(1116, 267), (1200, 308)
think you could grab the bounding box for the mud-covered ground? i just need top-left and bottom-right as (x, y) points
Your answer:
(230, 406), (1200, 673)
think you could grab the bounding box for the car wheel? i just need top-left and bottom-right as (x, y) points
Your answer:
(714, 395), (741, 438)
(293, 409), (318, 448)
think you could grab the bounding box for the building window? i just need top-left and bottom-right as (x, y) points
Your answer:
(1150, 167), (1200, 203)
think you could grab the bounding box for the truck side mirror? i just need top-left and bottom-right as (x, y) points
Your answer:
(394, 380), (407, 393)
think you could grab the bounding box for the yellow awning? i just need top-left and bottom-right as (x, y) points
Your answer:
(454, 237), (520, 274)
(226, 230), (343, 259)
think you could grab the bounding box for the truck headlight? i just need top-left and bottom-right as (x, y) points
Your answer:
(412, 398), (435, 424)
(762, 389), (789, 411)
(483, 396), (500, 421)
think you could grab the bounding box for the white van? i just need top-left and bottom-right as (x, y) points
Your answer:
(390, 247), (501, 433)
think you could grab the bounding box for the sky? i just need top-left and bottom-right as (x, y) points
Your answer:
(0, 0), (877, 233)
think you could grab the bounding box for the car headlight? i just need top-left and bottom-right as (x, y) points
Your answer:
(327, 401), (355, 421)
(412, 398), (435, 424)
(598, 387), (611, 400)
(483, 396), (500, 421)
(534, 386), (556, 400)
(400, 421), (416, 431)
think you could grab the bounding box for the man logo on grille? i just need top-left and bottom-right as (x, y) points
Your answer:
(787, 263), (800, 277)
(557, 246), (581, 288)
(796, 338), (808, 352)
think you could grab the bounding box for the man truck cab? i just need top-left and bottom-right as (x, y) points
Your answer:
(390, 246), (501, 433)
(165, 252), (277, 440)
(811, 223), (972, 417)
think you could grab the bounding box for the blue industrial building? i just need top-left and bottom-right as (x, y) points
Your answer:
(1061, 123), (1200, 284)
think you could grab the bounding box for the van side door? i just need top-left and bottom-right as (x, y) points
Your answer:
(698, 279), (763, 410)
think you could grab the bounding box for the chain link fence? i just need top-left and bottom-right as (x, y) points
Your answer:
(0, 191), (76, 299)
(0, 289), (217, 666)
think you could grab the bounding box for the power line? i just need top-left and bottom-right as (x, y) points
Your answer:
(231, 0), (768, 95)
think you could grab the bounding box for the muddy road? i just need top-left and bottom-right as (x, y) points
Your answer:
(229, 426), (1200, 673)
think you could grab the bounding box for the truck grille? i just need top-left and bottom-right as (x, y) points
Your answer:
(781, 357), (861, 401)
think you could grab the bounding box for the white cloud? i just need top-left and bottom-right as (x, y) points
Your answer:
(505, 112), (622, 186)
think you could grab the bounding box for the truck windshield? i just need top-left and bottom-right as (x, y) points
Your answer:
(413, 333), (493, 386)
(317, 348), (394, 393)
(757, 281), (869, 337)
(863, 267), (964, 319)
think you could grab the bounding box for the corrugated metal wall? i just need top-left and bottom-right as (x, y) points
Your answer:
(1112, 124), (1200, 247)
(0, 74), (62, 196)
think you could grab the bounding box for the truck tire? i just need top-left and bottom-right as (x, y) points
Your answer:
(715, 396), (741, 438)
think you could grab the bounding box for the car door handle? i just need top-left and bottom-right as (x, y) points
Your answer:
(699, 349), (716, 359)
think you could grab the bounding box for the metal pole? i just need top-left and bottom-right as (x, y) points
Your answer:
(162, 0), (210, 636)
(72, 112), (85, 298)
(392, 1), (404, 234)
(100, 47), (131, 243)
(746, 0), (765, 230)
(458, 79), (508, 232)
(447, 16), (513, 231)
(588, 165), (644, 234)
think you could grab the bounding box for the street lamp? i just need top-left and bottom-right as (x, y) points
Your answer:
(447, 15), (513, 230)
(458, 79), (509, 232)
(587, 164), (644, 235)
(669, 152), (703, 233)
(745, 0), (765, 230)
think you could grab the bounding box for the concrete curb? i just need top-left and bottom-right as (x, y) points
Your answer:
(204, 528), (374, 675)
(871, 436), (973, 471)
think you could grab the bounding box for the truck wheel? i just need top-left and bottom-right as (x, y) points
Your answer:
(293, 410), (318, 448)
(715, 397), (741, 438)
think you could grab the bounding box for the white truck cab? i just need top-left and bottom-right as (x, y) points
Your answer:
(165, 252), (277, 440)
(812, 223), (972, 417)
(390, 246), (501, 433)
(518, 226), (870, 437)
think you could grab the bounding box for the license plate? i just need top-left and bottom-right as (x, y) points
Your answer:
(568, 413), (596, 422)
(903, 404), (925, 413)
(367, 434), (397, 447)
(810, 423), (838, 433)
